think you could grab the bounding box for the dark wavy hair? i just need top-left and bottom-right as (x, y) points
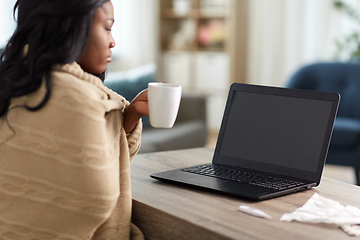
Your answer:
(0, 0), (110, 118)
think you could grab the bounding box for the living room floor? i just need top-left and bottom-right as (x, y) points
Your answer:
(206, 131), (357, 185)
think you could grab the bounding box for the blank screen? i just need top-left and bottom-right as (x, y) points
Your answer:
(219, 91), (333, 172)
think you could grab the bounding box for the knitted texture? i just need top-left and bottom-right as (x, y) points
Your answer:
(0, 62), (144, 240)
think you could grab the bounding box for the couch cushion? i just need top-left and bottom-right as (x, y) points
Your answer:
(286, 62), (360, 119)
(105, 63), (156, 101)
(139, 121), (207, 153)
(330, 117), (360, 149)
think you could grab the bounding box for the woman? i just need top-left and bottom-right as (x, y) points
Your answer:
(0, 0), (147, 239)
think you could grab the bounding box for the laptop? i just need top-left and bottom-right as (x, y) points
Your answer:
(150, 83), (340, 201)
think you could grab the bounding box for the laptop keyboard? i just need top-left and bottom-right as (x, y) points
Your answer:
(181, 164), (304, 190)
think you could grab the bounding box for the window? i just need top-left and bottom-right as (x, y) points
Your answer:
(0, 1), (17, 49)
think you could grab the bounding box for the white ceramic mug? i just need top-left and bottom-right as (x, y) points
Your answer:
(148, 82), (182, 128)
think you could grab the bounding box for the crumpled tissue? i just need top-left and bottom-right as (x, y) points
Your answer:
(280, 193), (360, 236)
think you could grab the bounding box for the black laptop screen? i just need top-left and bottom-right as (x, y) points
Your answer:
(217, 89), (335, 174)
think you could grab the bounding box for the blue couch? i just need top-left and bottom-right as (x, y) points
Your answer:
(286, 62), (360, 185)
(104, 63), (208, 153)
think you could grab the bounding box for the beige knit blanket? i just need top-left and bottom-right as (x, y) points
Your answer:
(0, 62), (144, 240)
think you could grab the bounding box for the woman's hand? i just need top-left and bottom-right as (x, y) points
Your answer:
(123, 89), (149, 134)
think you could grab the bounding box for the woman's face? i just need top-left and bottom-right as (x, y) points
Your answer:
(78, 1), (115, 74)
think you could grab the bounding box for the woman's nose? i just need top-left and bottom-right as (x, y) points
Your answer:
(110, 35), (115, 48)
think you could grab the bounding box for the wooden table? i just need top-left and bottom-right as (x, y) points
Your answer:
(130, 148), (360, 240)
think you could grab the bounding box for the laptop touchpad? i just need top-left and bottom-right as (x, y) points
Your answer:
(181, 175), (228, 187)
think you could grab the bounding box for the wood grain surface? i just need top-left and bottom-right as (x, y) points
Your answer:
(131, 147), (360, 240)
